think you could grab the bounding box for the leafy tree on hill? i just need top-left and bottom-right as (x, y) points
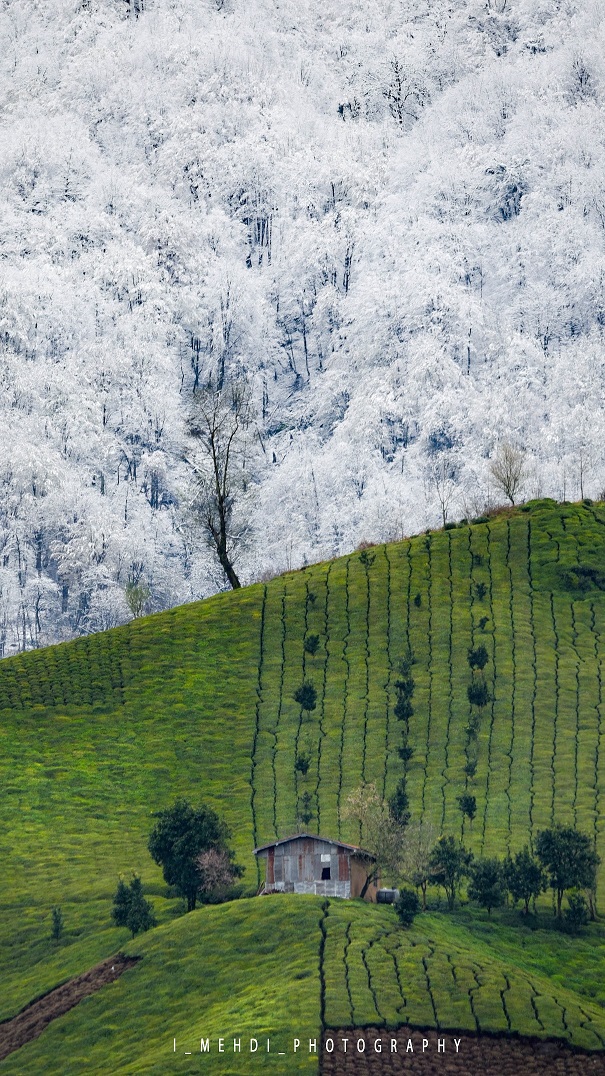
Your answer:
(536, 825), (600, 919)
(124, 581), (150, 619)
(429, 836), (473, 911)
(503, 847), (547, 915)
(468, 857), (506, 916)
(112, 876), (157, 938)
(148, 799), (241, 912)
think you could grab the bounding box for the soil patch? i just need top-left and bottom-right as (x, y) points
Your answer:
(0, 953), (140, 1062)
(321, 1027), (605, 1075)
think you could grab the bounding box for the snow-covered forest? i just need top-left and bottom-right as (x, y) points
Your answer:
(1, 0), (604, 652)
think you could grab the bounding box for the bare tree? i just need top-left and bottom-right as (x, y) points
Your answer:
(576, 443), (594, 500)
(489, 442), (528, 505)
(195, 848), (239, 902)
(384, 60), (430, 128)
(342, 783), (406, 898)
(429, 456), (457, 527)
(400, 820), (439, 911)
(185, 379), (252, 589)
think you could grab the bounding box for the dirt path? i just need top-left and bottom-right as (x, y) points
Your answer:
(321, 1027), (605, 1075)
(0, 953), (140, 1062)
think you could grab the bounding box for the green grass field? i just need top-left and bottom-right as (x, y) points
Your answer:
(3, 499), (605, 1070)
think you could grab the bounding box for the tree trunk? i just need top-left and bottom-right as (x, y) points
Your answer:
(359, 870), (377, 900)
(217, 545), (241, 589)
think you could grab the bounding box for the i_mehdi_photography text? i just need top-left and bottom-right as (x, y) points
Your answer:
(171, 1032), (464, 1057)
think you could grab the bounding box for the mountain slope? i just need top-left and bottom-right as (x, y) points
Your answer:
(2, 0), (605, 649)
(3, 500), (605, 1067)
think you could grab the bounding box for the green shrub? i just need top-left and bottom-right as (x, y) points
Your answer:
(395, 888), (420, 927)
(564, 892), (589, 933)
(50, 906), (64, 943)
(303, 635), (320, 656)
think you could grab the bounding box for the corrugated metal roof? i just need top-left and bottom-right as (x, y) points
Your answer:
(252, 832), (376, 859)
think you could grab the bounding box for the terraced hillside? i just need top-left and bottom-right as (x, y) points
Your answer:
(3, 499), (605, 1071)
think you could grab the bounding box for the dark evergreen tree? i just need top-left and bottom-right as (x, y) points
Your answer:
(112, 876), (156, 937)
(51, 906), (64, 943)
(457, 793), (477, 827)
(297, 791), (314, 827)
(111, 879), (132, 928)
(467, 680), (489, 707)
(294, 681), (317, 711)
(125, 877), (157, 937)
(295, 752), (310, 775)
(397, 741), (414, 764)
(388, 777), (410, 826)
(468, 645), (489, 671)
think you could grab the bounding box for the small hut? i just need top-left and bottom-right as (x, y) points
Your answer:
(253, 833), (379, 900)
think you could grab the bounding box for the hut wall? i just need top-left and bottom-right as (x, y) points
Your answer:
(350, 856), (379, 902)
(258, 837), (353, 898)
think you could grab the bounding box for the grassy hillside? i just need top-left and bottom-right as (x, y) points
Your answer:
(4, 896), (605, 1075)
(3, 499), (605, 1068)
